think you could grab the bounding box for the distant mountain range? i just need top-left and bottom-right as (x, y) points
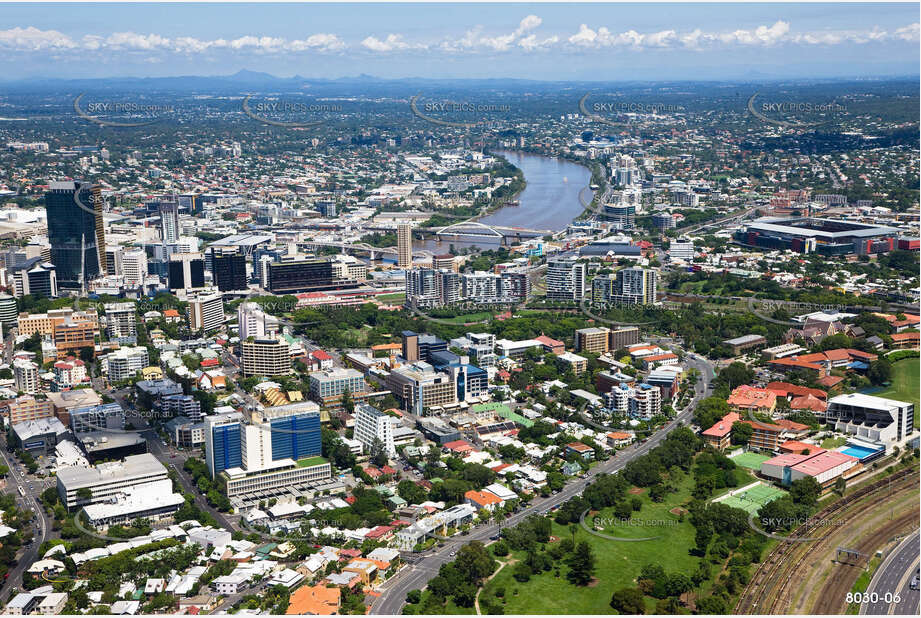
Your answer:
(1, 69), (917, 95)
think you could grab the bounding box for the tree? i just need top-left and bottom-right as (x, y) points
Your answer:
(730, 421), (753, 446)
(512, 562), (531, 582)
(714, 362), (755, 392)
(369, 437), (389, 468)
(789, 476), (822, 508)
(341, 387), (355, 415)
(610, 587), (646, 614)
(76, 488), (93, 501)
(666, 573), (693, 598)
(694, 396), (731, 430)
(834, 476), (846, 496)
(454, 541), (496, 584)
(867, 357), (892, 386)
(565, 541), (595, 586)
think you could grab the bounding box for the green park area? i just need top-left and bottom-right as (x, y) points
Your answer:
(431, 312), (494, 325)
(874, 358), (920, 427)
(479, 470), (700, 614)
(729, 452), (771, 471)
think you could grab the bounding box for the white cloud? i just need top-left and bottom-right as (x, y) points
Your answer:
(442, 14), (548, 52)
(361, 34), (423, 52)
(894, 22), (920, 41)
(0, 26), (77, 51)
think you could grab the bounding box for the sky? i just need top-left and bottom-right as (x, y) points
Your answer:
(0, 2), (918, 81)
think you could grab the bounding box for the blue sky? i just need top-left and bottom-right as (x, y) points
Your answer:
(1, 2), (918, 80)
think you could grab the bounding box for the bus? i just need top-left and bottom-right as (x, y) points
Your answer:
(17, 486), (25, 497)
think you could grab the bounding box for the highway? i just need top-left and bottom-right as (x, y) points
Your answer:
(371, 352), (714, 614)
(0, 435), (51, 600)
(861, 529), (920, 615)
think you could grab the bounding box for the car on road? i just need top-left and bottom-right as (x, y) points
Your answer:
(449, 551), (456, 556)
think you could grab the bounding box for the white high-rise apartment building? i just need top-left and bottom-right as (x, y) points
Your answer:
(187, 292), (224, 332)
(354, 403), (395, 456)
(104, 302), (137, 342)
(121, 248), (148, 286)
(546, 257), (585, 302)
(13, 358), (40, 394)
(237, 302), (277, 340)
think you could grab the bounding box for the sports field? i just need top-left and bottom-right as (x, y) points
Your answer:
(730, 451), (771, 470)
(718, 482), (787, 514)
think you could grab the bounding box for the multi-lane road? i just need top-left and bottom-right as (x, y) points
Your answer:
(861, 530), (920, 615)
(0, 437), (51, 600)
(371, 352), (715, 614)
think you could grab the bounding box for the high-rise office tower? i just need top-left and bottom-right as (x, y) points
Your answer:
(168, 252), (206, 291)
(397, 223), (412, 268)
(44, 181), (107, 289)
(159, 202), (180, 244)
(210, 247), (247, 292)
(205, 412), (243, 478)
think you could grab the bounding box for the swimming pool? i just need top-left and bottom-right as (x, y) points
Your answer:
(840, 445), (884, 460)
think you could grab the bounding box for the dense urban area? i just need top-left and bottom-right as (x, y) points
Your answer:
(0, 67), (917, 617)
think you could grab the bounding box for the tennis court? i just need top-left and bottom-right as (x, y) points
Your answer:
(730, 452), (771, 470)
(718, 483), (787, 514)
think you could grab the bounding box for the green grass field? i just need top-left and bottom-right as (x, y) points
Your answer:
(874, 358), (920, 427)
(730, 452), (771, 470)
(479, 470), (700, 614)
(430, 312), (493, 324)
(716, 483), (787, 515)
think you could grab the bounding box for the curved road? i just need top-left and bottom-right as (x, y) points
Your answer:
(861, 529), (920, 615)
(371, 353), (715, 614)
(0, 437), (51, 601)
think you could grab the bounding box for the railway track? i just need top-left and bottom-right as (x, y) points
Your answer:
(736, 468), (919, 614)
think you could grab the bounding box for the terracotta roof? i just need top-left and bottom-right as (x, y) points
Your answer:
(727, 385), (777, 409)
(286, 585), (340, 615)
(789, 394), (827, 413)
(465, 490), (502, 507)
(779, 440), (825, 455)
(702, 412), (741, 438)
(766, 382), (827, 400)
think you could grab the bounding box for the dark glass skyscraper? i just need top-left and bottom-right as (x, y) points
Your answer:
(44, 181), (107, 288)
(210, 248), (248, 291)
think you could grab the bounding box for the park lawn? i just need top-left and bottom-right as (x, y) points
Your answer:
(432, 312), (493, 324)
(480, 469), (700, 614)
(874, 358), (920, 427)
(376, 292), (405, 303)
